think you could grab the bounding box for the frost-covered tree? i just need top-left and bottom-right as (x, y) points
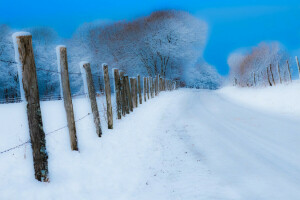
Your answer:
(228, 42), (291, 87)
(26, 27), (62, 97)
(0, 25), (19, 100)
(185, 59), (222, 89)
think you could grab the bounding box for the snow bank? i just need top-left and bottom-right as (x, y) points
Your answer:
(218, 81), (300, 117)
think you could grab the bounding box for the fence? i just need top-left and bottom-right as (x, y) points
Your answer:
(0, 32), (176, 182)
(233, 57), (300, 87)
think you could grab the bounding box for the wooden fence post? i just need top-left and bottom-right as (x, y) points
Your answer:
(138, 75), (142, 104)
(120, 71), (126, 116)
(147, 77), (150, 99)
(267, 67), (272, 86)
(270, 64), (276, 86)
(113, 69), (121, 119)
(277, 63), (282, 84)
(287, 60), (292, 82)
(155, 75), (159, 95)
(56, 45), (78, 150)
(296, 56), (300, 79)
(152, 77), (155, 97)
(134, 78), (138, 107)
(80, 62), (102, 137)
(143, 77), (147, 102)
(130, 78), (136, 108)
(124, 75), (132, 112)
(13, 33), (49, 182)
(159, 76), (161, 91)
(102, 64), (113, 129)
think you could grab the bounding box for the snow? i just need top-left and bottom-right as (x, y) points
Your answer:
(219, 81), (300, 117)
(1, 89), (300, 199)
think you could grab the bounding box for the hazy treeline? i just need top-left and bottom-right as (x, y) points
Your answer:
(0, 10), (221, 100)
(228, 42), (297, 87)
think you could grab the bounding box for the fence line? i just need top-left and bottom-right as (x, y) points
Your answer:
(233, 60), (300, 87)
(2, 32), (177, 182)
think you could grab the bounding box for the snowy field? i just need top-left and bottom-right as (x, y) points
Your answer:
(1, 88), (300, 199)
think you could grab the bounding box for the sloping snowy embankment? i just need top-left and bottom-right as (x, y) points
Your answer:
(218, 81), (300, 117)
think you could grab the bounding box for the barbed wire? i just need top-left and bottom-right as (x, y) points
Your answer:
(0, 112), (91, 155)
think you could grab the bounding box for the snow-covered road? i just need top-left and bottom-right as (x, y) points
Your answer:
(1, 89), (300, 199)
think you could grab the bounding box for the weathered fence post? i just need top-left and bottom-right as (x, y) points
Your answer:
(147, 77), (150, 99)
(102, 63), (113, 129)
(138, 75), (142, 104)
(155, 75), (159, 95)
(150, 77), (153, 97)
(287, 60), (292, 82)
(13, 33), (49, 182)
(124, 75), (132, 112)
(277, 63), (282, 84)
(160, 76), (162, 91)
(134, 78), (138, 107)
(120, 71), (126, 116)
(130, 78), (136, 108)
(113, 69), (121, 119)
(152, 77), (155, 97)
(144, 77), (147, 102)
(267, 67), (272, 86)
(296, 56), (300, 79)
(56, 45), (78, 151)
(270, 64), (276, 86)
(80, 62), (102, 137)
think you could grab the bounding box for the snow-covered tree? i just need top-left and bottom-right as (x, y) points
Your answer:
(228, 42), (291, 87)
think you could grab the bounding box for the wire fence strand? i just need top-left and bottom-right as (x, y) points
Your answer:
(0, 112), (91, 155)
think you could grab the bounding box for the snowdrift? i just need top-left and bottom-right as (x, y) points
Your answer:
(219, 81), (300, 117)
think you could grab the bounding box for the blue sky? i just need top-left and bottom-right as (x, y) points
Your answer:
(1, 0), (300, 75)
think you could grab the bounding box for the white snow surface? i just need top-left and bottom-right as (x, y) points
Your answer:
(219, 81), (300, 117)
(1, 89), (300, 199)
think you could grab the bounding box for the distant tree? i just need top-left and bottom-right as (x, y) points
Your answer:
(0, 25), (19, 100)
(228, 42), (290, 87)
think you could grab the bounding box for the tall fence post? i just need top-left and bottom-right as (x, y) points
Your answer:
(267, 67), (272, 86)
(56, 45), (78, 151)
(160, 76), (163, 92)
(147, 77), (150, 99)
(287, 60), (292, 82)
(113, 69), (121, 119)
(102, 63), (113, 129)
(130, 78), (136, 108)
(124, 75), (132, 112)
(138, 75), (142, 104)
(120, 71), (126, 116)
(277, 63), (282, 84)
(143, 77), (147, 102)
(13, 33), (49, 182)
(296, 56), (300, 79)
(270, 64), (275, 86)
(134, 78), (138, 107)
(80, 62), (102, 137)
(151, 77), (155, 98)
(150, 77), (153, 98)
(155, 75), (158, 96)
